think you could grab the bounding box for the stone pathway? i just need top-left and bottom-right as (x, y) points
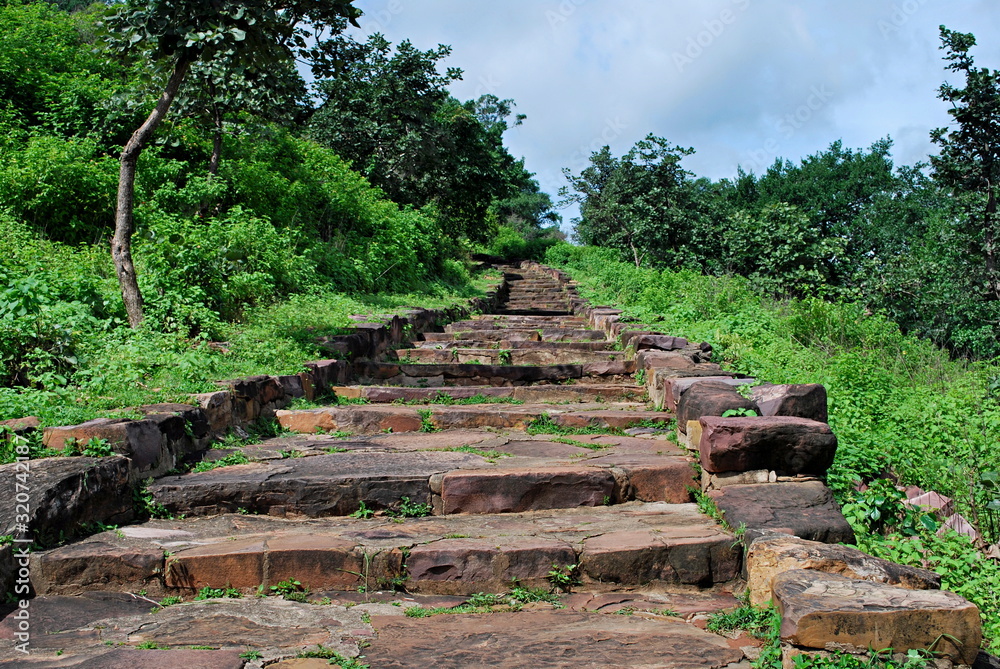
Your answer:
(0, 263), (986, 667)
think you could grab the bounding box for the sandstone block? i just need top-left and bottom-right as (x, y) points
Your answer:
(751, 384), (828, 423)
(632, 334), (689, 351)
(676, 382), (757, 434)
(746, 534), (941, 606)
(661, 376), (754, 412)
(774, 570), (981, 665)
(699, 416), (837, 476)
(193, 390), (233, 433)
(0, 456), (132, 544)
(165, 538), (266, 590)
(708, 481), (855, 544)
(31, 541), (163, 595)
(440, 468), (615, 514)
(43, 418), (166, 475)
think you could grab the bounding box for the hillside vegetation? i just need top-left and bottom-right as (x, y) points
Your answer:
(546, 243), (1000, 650)
(0, 1), (554, 424)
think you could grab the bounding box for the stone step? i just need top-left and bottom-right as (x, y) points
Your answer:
(774, 570), (981, 665)
(275, 401), (668, 435)
(31, 502), (740, 598)
(504, 293), (568, 301)
(396, 347), (628, 366)
(426, 329), (607, 343)
(143, 430), (695, 518)
(363, 610), (746, 669)
(351, 360), (634, 386)
(500, 302), (571, 310)
(447, 318), (586, 330)
(413, 339), (613, 351)
(494, 308), (575, 317)
(0, 591), (748, 667)
(329, 383), (646, 403)
(470, 314), (587, 324)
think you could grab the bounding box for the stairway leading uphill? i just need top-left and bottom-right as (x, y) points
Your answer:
(0, 263), (986, 668)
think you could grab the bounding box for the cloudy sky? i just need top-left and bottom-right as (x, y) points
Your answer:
(345, 0), (1000, 231)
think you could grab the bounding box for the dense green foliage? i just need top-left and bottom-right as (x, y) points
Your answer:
(547, 244), (1000, 650)
(0, 1), (516, 425)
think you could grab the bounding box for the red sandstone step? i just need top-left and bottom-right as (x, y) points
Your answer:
(396, 347), (627, 366)
(329, 383), (646, 403)
(431, 329), (607, 342)
(0, 594), (747, 667)
(31, 503), (738, 597)
(275, 402), (667, 435)
(413, 339), (612, 351)
(351, 360), (633, 386)
(447, 319), (585, 330)
(140, 428), (692, 518)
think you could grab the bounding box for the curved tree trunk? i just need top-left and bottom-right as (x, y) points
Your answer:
(113, 57), (191, 328)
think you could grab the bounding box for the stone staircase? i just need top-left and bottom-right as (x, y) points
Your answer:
(0, 263), (987, 667)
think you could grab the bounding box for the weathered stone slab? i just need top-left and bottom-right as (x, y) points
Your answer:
(31, 541), (164, 596)
(661, 376), (755, 412)
(774, 570), (981, 665)
(149, 451), (479, 517)
(43, 419), (168, 478)
(699, 416), (837, 475)
(584, 454), (696, 503)
(677, 382), (757, 434)
(0, 649), (247, 668)
(363, 611), (745, 669)
(746, 534), (941, 606)
(580, 527), (740, 586)
(708, 482), (855, 544)
(406, 538), (575, 594)
(0, 416), (40, 436)
(632, 334), (689, 351)
(702, 468), (774, 492)
(751, 384), (828, 423)
(0, 596), (369, 665)
(0, 457), (132, 546)
(439, 467), (616, 514)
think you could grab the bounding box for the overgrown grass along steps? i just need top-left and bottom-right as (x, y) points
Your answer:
(31, 502), (736, 599)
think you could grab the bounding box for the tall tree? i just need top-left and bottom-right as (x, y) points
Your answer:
(101, 0), (360, 327)
(309, 37), (530, 241)
(931, 26), (1000, 300)
(562, 135), (711, 268)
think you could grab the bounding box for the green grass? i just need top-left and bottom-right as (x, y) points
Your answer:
(0, 277), (492, 430)
(548, 244), (1000, 652)
(525, 413), (625, 437)
(431, 445), (512, 462)
(404, 588), (562, 618)
(549, 436), (611, 451)
(392, 391), (524, 406)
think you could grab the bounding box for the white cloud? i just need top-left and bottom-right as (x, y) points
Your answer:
(347, 0), (1000, 229)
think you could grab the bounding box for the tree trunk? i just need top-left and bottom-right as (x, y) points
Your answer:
(986, 183), (998, 300)
(208, 97), (223, 176)
(113, 57), (191, 328)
